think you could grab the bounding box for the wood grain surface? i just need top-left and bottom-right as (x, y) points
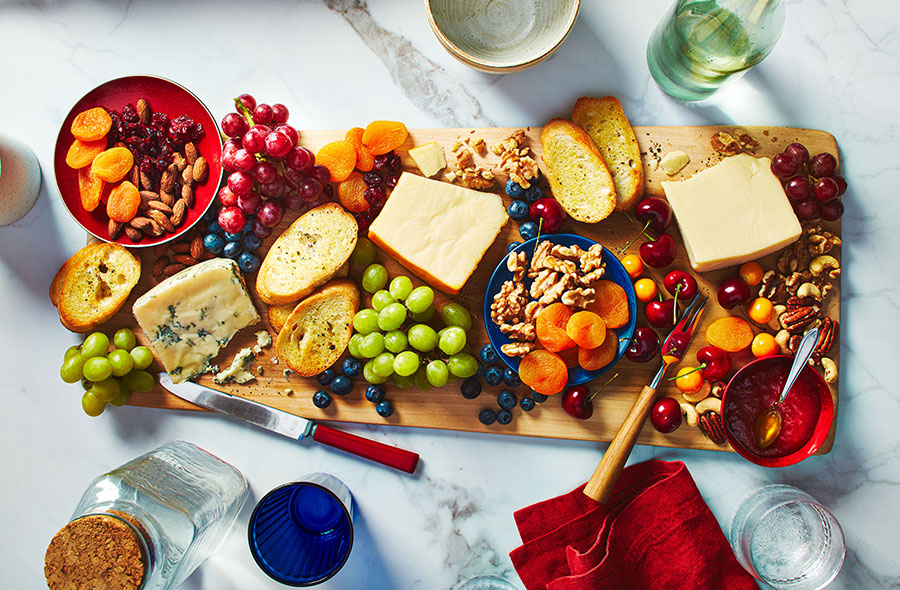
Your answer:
(113, 125), (840, 453)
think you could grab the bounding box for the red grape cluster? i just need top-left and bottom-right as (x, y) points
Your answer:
(771, 143), (845, 222)
(218, 93), (332, 237)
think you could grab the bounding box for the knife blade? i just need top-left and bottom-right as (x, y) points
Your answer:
(159, 374), (419, 474)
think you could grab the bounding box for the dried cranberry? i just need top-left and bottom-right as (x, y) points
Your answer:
(364, 186), (386, 204)
(122, 104), (138, 123)
(151, 112), (169, 128)
(385, 175), (399, 189)
(363, 172), (382, 187)
(372, 154), (390, 171)
(386, 153), (402, 173)
(155, 158), (168, 172)
(138, 159), (155, 174)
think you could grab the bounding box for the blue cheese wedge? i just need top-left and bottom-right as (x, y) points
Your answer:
(132, 258), (260, 383)
(214, 347), (256, 384)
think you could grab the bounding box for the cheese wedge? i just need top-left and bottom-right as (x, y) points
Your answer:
(132, 258), (260, 383)
(368, 172), (508, 294)
(662, 154), (801, 272)
(408, 142), (446, 177)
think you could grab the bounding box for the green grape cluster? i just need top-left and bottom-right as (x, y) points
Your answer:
(59, 328), (155, 417)
(350, 265), (478, 390)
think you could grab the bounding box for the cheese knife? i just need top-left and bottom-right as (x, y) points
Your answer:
(159, 374), (419, 474)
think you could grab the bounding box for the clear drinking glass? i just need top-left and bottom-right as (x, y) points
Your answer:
(730, 484), (845, 589)
(647, 0), (785, 100)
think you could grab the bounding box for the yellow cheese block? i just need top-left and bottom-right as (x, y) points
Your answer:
(368, 172), (508, 294)
(662, 154), (802, 272)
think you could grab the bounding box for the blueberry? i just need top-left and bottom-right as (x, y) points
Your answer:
(519, 221), (539, 241)
(497, 409), (513, 425)
(484, 366), (503, 386)
(203, 233), (225, 254)
(241, 217), (255, 233)
(223, 241), (242, 259)
(207, 219), (221, 234)
(480, 344), (500, 366)
(237, 252), (260, 273)
(461, 377), (482, 399)
(202, 208), (218, 223)
(365, 384), (386, 403)
(524, 184), (543, 203)
(497, 390), (517, 410)
(531, 390), (548, 403)
(506, 241), (522, 253)
(520, 396), (536, 412)
(316, 369), (335, 386)
(224, 231), (242, 242)
(507, 199), (529, 221)
(241, 233), (262, 252)
(478, 408), (497, 425)
(476, 360), (486, 378)
(376, 400), (394, 417)
(503, 368), (521, 387)
(342, 358), (362, 378)
(330, 375), (353, 396)
(312, 390), (331, 408)
(505, 179), (525, 199)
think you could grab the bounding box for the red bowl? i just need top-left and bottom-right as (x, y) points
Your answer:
(53, 75), (222, 247)
(722, 355), (834, 468)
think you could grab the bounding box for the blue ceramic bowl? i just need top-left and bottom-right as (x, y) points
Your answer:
(483, 234), (637, 387)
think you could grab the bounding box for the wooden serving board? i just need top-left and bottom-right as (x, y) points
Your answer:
(118, 125), (840, 453)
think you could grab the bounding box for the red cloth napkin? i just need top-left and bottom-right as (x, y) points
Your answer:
(509, 460), (758, 590)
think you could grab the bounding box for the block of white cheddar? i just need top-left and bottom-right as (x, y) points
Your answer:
(368, 172), (508, 294)
(132, 258), (260, 383)
(662, 154), (802, 272)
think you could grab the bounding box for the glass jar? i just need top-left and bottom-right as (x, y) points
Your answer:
(647, 0), (785, 100)
(44, 441), (248, 590)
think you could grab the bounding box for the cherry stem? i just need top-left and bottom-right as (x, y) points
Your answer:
(588, 372), (620, 402)
(233, 98), (256, 127)
(673, 285), (682, 324)
(532, 218), (544, 257)
(618, 220), (654, 255)
(667, 363), (706, 381)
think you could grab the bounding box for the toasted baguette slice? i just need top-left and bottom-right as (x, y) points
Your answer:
(572, 96), (644, 211)
(267, 301), (297, 334)
(57, 243), (141, 332)
(540, 119), (617, 223)
(256, 203), (358, 305)
(276, 279), (360, 376)
(50, 256), (78, 308)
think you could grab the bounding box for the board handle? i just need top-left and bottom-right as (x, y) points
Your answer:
(312, 424), (420, 474)
(583, 384), (658, 503)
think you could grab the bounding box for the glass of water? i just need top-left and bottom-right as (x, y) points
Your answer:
(730, 484), (845, 589)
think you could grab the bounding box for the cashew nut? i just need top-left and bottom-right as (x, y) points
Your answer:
(809, 254), (840, 279)
(774, 329), (792, 355)
(710, 381), (726, 398)
(821, 357), (838, 383)
(682, 380), (711, 403)
(768, 304), (787, 331)
(695, 396), (722, 415)
(680, 402), (699, 427)
(796, 282), (822, 300)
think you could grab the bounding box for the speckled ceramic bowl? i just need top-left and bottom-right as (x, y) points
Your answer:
(425, 0), (580, 73)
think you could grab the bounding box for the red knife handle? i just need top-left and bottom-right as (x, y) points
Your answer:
(312, 424), (419, 473)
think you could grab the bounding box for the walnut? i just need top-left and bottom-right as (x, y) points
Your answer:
(530, 269), (560, 299)
(501, 342), (537, 357)
(528, 241), (553, 276)
(548, 244), (584, 262)
(455, 147), (474, 170)
(500, 322), (536, 341)
(532, 253), (577, 275)
(733, 128), (759, 151)
(805, 224), (841, 256)
(580, 244), (605, 274)
(759, 270), (788, 304)
(491, 130), (538, 188)
(561, 287), (595, 308)
(524, 301), (543, 323)
(784, 270), (813, 297)
(710, 131), (741, 155)
(776, 240), (810, 275)
(459, 168), (494, 189)
(506, 251), (528, 282)
(533, 272), (573, 305)
(471, 137), (487, 156)
(490, 280), (527, 325)
(578, 268), (606, 287)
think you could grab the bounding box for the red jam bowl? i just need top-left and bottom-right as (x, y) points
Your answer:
(722, 355), (834, 468)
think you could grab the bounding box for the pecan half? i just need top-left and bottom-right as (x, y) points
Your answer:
(698, 412), (727, 444)
(814, 317), (838, 358)
(780, 306), (818, 333)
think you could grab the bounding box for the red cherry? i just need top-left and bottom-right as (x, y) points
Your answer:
(529, 198), (566, 232)
(662, 331), (692, 359)
(717, 277), (751, 309)
(625, 327), (660, 363)
(650, 397), (682, 433)
(696, 346), (731, 381)
(663, 270), (698, 299)
(645, 299), (675, 328)
(634, 197), (672, 235)
(561, 385), (593, 420)
(639, 233), (677, 268)
(217, 206), (246, 234)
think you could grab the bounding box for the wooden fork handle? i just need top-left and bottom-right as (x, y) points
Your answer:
(583, 384), (659, 503)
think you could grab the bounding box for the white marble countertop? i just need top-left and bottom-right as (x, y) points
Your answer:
(2, 1), (898, 588)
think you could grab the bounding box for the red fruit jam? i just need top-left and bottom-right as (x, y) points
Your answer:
(724, 357), (823, 458)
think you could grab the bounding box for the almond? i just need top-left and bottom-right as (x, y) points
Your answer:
(129, 216), (153, 231)
(128, 165), (140, 187)
(153, 243), (169, 257)
(184, 142), (199, 164)
(182, 184), (194, 208)
(190, 235), (204, 259)
(136, 98), (152, 125)
(140, 170), (153, 191)
(148, 209), (175, 234)
(147, 200), (173, 216)
(108, 219), (123, 240)
(181, 165), (195, 187)
(152, 256), (169, 278)
(123, 226), (142, 242)
(173, 152), (187, 171)
(171, 241), (191, 254)
(160, 170), (176, 193)
(173, 254), (198, 266)
(139, 191), (159, 212)
(171, 199), (187, 227)
(163, 262), (186, 276)
(160, 189), (176, 208)
(192, 157), (208, 184)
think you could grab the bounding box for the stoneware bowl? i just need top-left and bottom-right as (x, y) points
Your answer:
(425, 0), (580, 73)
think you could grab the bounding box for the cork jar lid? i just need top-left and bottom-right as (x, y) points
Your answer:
(44, 514), (145, 589)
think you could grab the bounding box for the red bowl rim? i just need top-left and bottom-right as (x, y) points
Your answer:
(722, 355), (834, 468)
(53, 74), (223, 248)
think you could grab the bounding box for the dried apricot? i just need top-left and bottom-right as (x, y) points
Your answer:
(558, 347), (580, 369)
(91, 147), (134, 183)
(316, 140), (357, 182)
(338, 171), (369, 213)
(566, 311), (606, 349)
(71, 107), (112, 142)
(361, 120), (409, 156)
(577, 329), (618, 371)
(705, 316), (754, 352)
(65, 138), (107, 169)
(77, 167), (105, 212)
(345, 127), (374, 172)
(106, 181), (140, 222)
(585, 280), (630, 329)
(519, 350), (568, 395)
(535, 303), (575, 352)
